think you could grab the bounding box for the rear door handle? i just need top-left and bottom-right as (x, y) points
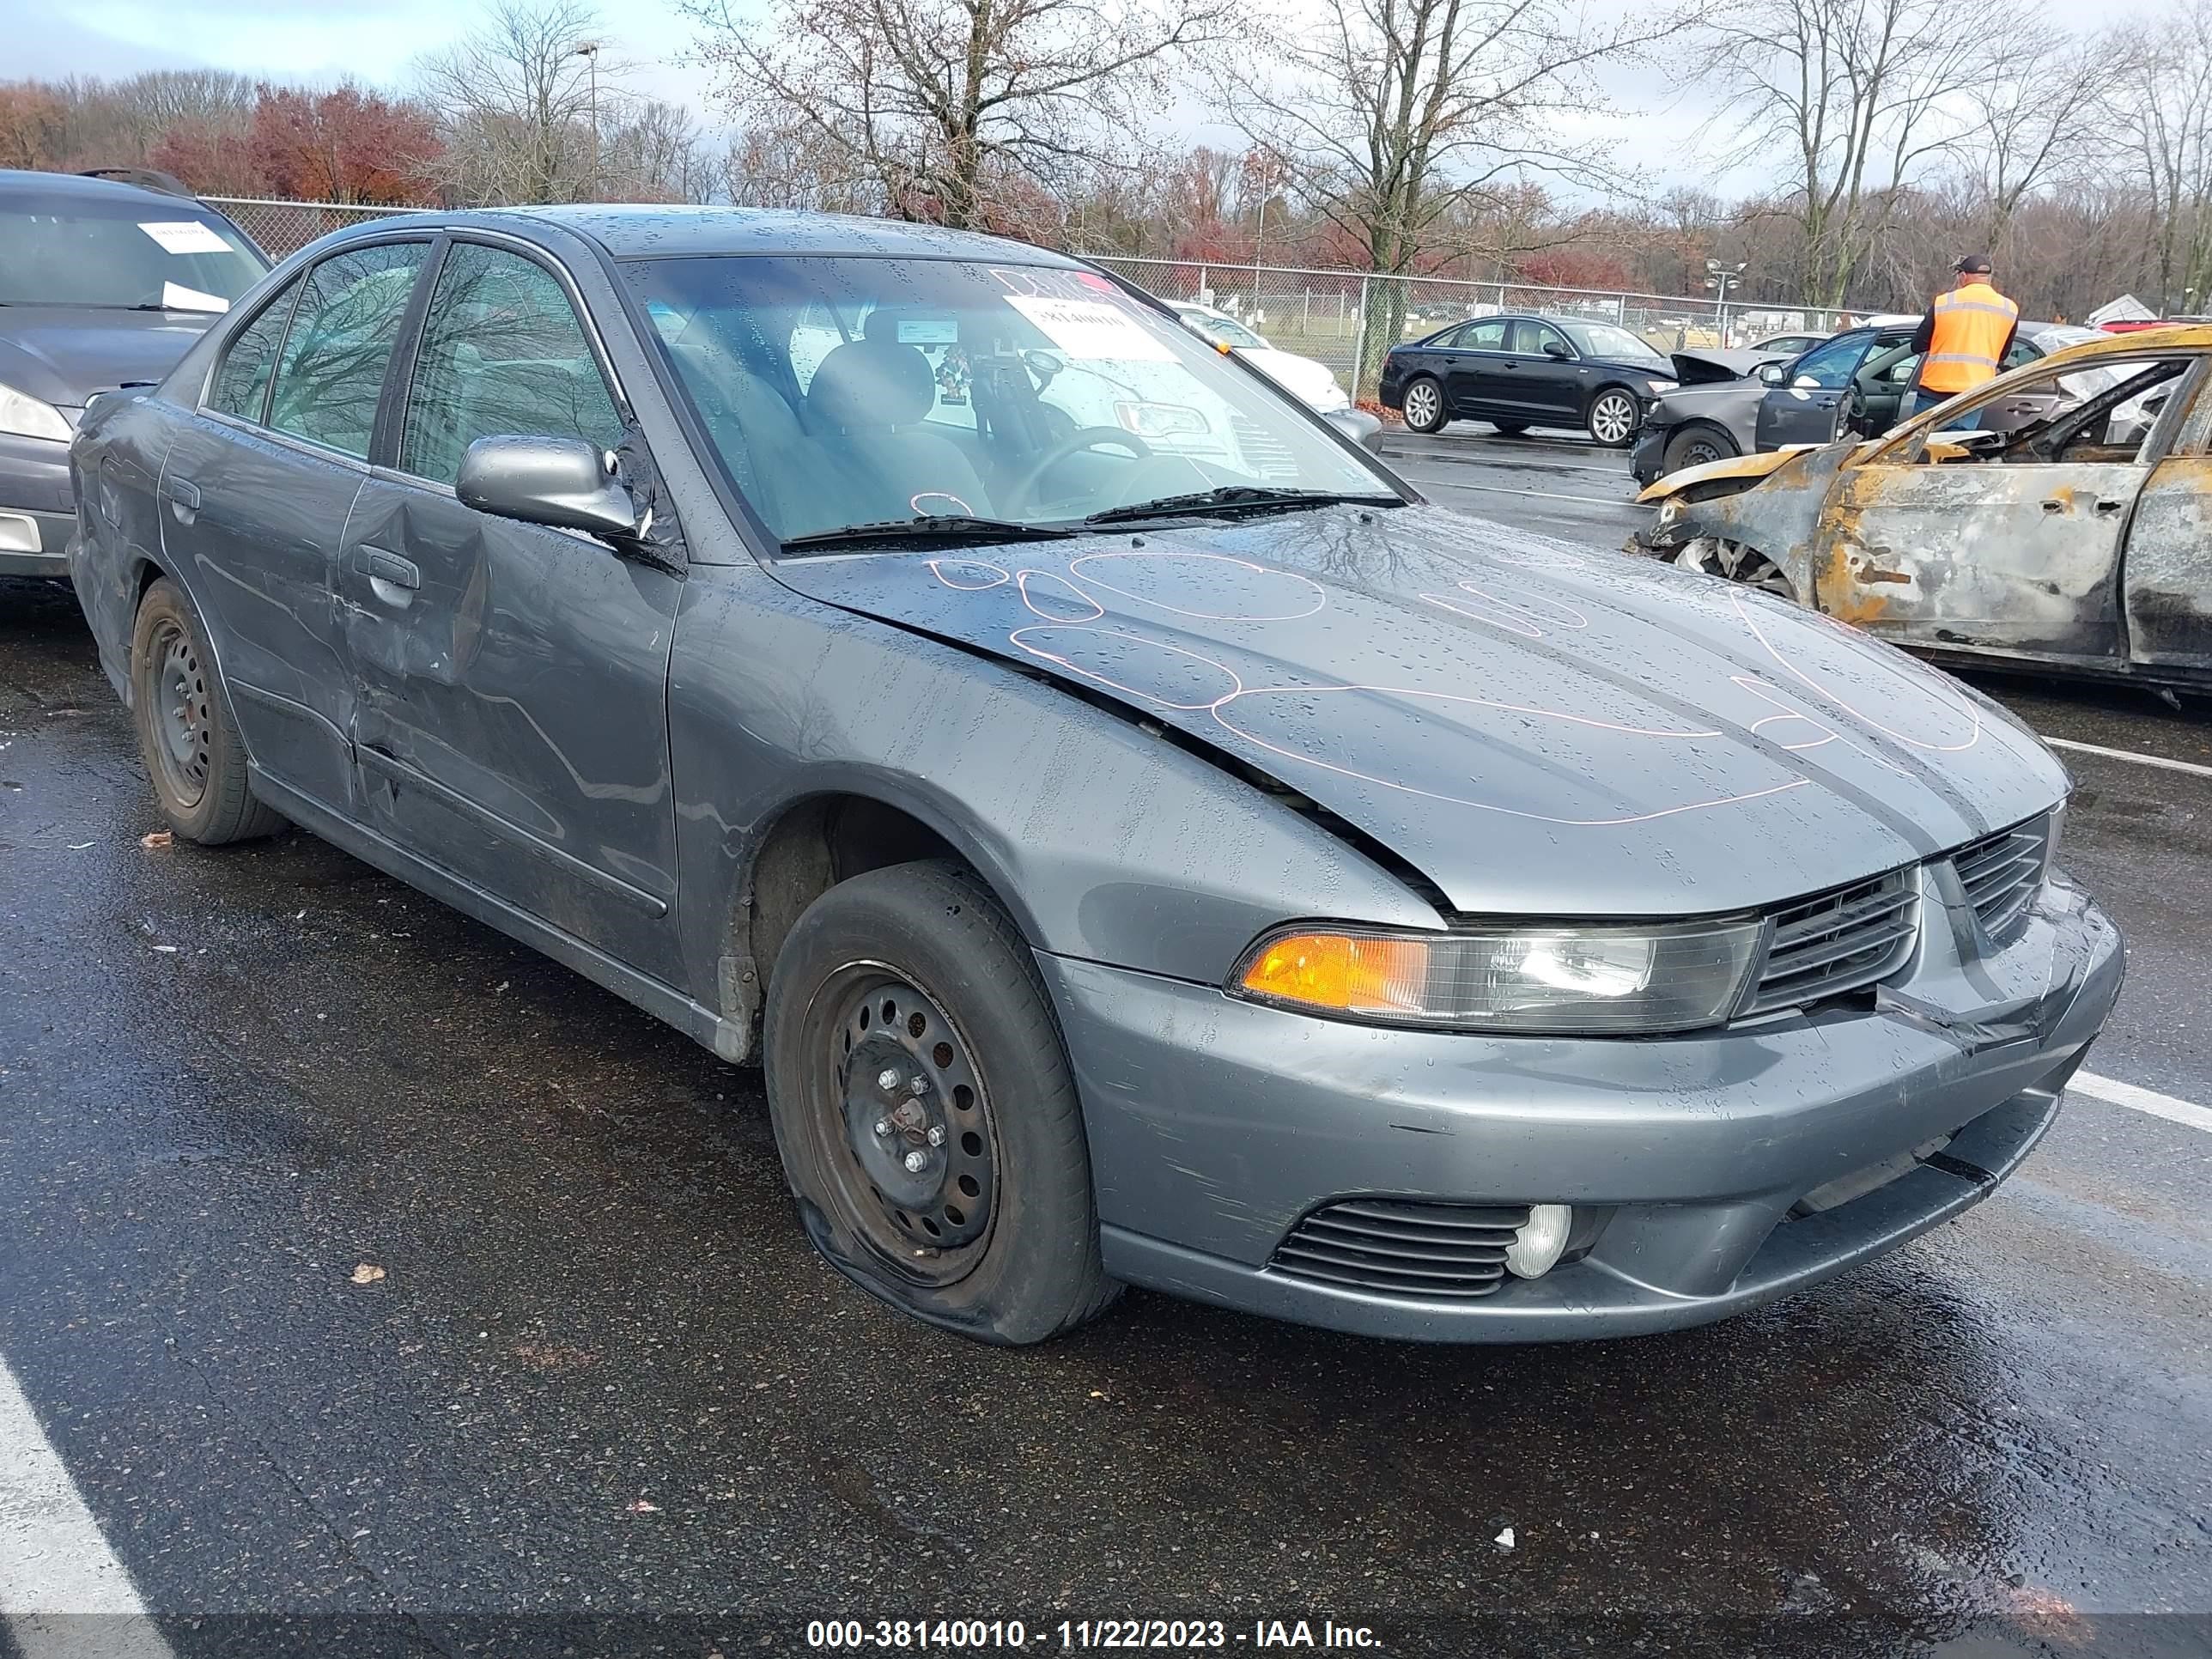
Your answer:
(2094, 499), (2126, 516)
(351, 545), (420, 601)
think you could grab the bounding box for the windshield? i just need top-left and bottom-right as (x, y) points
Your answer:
(628, 256), (1390, 542)
(1177, 308), (1266, 349)
(1558, 320), (1668, 368)
(0, 204), (265, 310)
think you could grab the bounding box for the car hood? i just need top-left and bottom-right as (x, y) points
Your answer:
(0, 307), (222, 410)
(1237, 346), (1343, 405)
(1590, 356), (1672, 380)
(768, 505), (2066, 918)
(1669, 348), (1774, 384)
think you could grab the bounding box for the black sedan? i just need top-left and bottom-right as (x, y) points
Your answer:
(1378, 313), (1681, 446)
(66, 208), (2119, 1347)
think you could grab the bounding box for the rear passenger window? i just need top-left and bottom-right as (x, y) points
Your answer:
(1450, 319), (1508, 351)
(207, 276), (302, 422)
(265, 241), (428, 458)
(399, 242), (624, 486)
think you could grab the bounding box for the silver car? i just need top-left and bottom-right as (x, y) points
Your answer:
(70, 206), (2122, 1346)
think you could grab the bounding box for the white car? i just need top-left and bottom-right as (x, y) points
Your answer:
(1170, 302), (1352, 412)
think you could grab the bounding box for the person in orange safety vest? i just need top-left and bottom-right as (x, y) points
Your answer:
(1906, 256), (2020, 427)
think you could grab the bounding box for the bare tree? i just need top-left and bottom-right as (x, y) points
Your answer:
(1219, 0), (1709, 392)
(684, 0), (1238, 233)
(415, 0), (611, 204)
(1707, 0), (1999, 308)
(1958, 25), (2107, 263)
(2105, 4), (2212, 314)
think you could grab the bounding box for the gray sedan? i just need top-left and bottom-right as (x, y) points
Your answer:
(68, 207), (2121, 1345)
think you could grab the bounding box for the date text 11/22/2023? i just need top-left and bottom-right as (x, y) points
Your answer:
(804, 1619), (1384, 1649)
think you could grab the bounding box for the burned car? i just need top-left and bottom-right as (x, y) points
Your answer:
(1631, 320), (2095, 487)
(1634, 328), (2209, 689)
(70, 207), (2120, 1346)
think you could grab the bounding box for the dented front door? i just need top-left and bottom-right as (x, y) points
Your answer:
(337, 476), (683, 978)
(1811, 460), (2144, 663)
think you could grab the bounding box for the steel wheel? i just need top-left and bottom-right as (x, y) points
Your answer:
(1664, 428), (1732, 473)
(1588, 390), (1638, 447)
(1674, 536), (1802, 601)
(1401, 377), (1444, 432)
(144, 614), (213, 809)
(817, 963), (999, 1285)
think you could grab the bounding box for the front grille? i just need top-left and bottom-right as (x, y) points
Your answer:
(1741, 870), (1919, 1017)
(1231, 413), (1300, 481)
(1267, 1198), (1531, 1300)
(1952, 815), (2051, 941)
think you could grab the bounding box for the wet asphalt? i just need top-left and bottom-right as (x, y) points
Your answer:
(1, 434), (2209, 1657)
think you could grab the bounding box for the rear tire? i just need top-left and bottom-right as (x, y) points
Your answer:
(763, 860), (1119, 1346)
(130, 578), (283, 845)
(1401, 375), (1448, 433)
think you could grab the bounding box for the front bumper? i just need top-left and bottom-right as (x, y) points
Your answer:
(1, 431), (75, 579)
(1629, 421), (1667, 485)
(1042, 873), (2123, 1342)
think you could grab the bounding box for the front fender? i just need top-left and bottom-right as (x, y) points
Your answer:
(1633, 443), (1855, 603)
(667, 564), (1444, 1003)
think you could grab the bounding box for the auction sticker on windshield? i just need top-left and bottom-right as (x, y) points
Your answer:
(1007, 295), (1177, 362)
(137, 220), (234, 255)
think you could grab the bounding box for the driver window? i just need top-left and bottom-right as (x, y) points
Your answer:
(1510, 320), (1568, 357)
(1786, 333), (1869, 389)
(1912, 356), (2190, 467)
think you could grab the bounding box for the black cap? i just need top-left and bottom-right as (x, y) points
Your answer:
(1954, 254), (1993, 274)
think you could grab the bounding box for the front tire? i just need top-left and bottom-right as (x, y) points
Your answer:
(1587, 388), (1640, 447)
(1674, 536), (1803, 602)
(1662, 425), (1737, 474)
(129, 578), (283, 844)
(763, 860), (1119, 1345)
(1401, 375), (1448, 433)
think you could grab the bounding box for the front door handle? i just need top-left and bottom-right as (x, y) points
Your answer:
(2094, 499), (2126, 517)
(352, 546), (420, 590)
(162, 477), (200, 509)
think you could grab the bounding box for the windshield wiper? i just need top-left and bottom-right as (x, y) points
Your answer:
(1084, 486), (1401, 526)
(780, 514), (1079, 552)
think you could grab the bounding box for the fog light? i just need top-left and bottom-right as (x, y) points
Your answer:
(1504, 1203), (1572, 1279)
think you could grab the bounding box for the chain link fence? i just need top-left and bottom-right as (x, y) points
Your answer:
(203, 200), (1864, 403)
(205, 197), (408, 258)
(1082, 256), (1864, 401)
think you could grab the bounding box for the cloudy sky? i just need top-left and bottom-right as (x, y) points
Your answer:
(19, 0), (1765, 199)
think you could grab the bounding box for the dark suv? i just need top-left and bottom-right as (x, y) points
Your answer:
(1378, 313), (1681, 447)
(0, 169), (266, 578)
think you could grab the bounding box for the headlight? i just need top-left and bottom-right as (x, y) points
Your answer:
(1232, 919), (1765, 1034)
(1309, 380), (1350, 411)
(1115, 400), (1210, 438)
(0, 382), (72, 442)
(1645, 379), (1678, 393)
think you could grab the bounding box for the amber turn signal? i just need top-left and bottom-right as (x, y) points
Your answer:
(1239, 932), (1430, 1015)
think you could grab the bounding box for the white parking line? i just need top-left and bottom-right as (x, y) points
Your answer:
(0, 1353), (174, 1657)
(2044, 737), (2212, 781)
(2071, 1071), (2212, 1135)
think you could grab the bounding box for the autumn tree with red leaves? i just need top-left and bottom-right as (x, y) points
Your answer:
(247, 84), (441, 205)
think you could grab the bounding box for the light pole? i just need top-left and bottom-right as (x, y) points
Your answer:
(573, 40), (601, 200)
(1705, 258), (1748, 344)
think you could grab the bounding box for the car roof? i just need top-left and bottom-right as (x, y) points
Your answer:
(349, 204), (1086, 266)
(0, 167), (213, 210)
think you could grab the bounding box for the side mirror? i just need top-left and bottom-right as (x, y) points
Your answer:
(1322, 407), (1385, 453)
(1541, 341), (1572, 362)
(1758, 362), (1787, 386)
(456, 434), (639, 541)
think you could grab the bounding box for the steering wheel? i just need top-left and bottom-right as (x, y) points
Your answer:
(1003, 427), (1152, 515)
